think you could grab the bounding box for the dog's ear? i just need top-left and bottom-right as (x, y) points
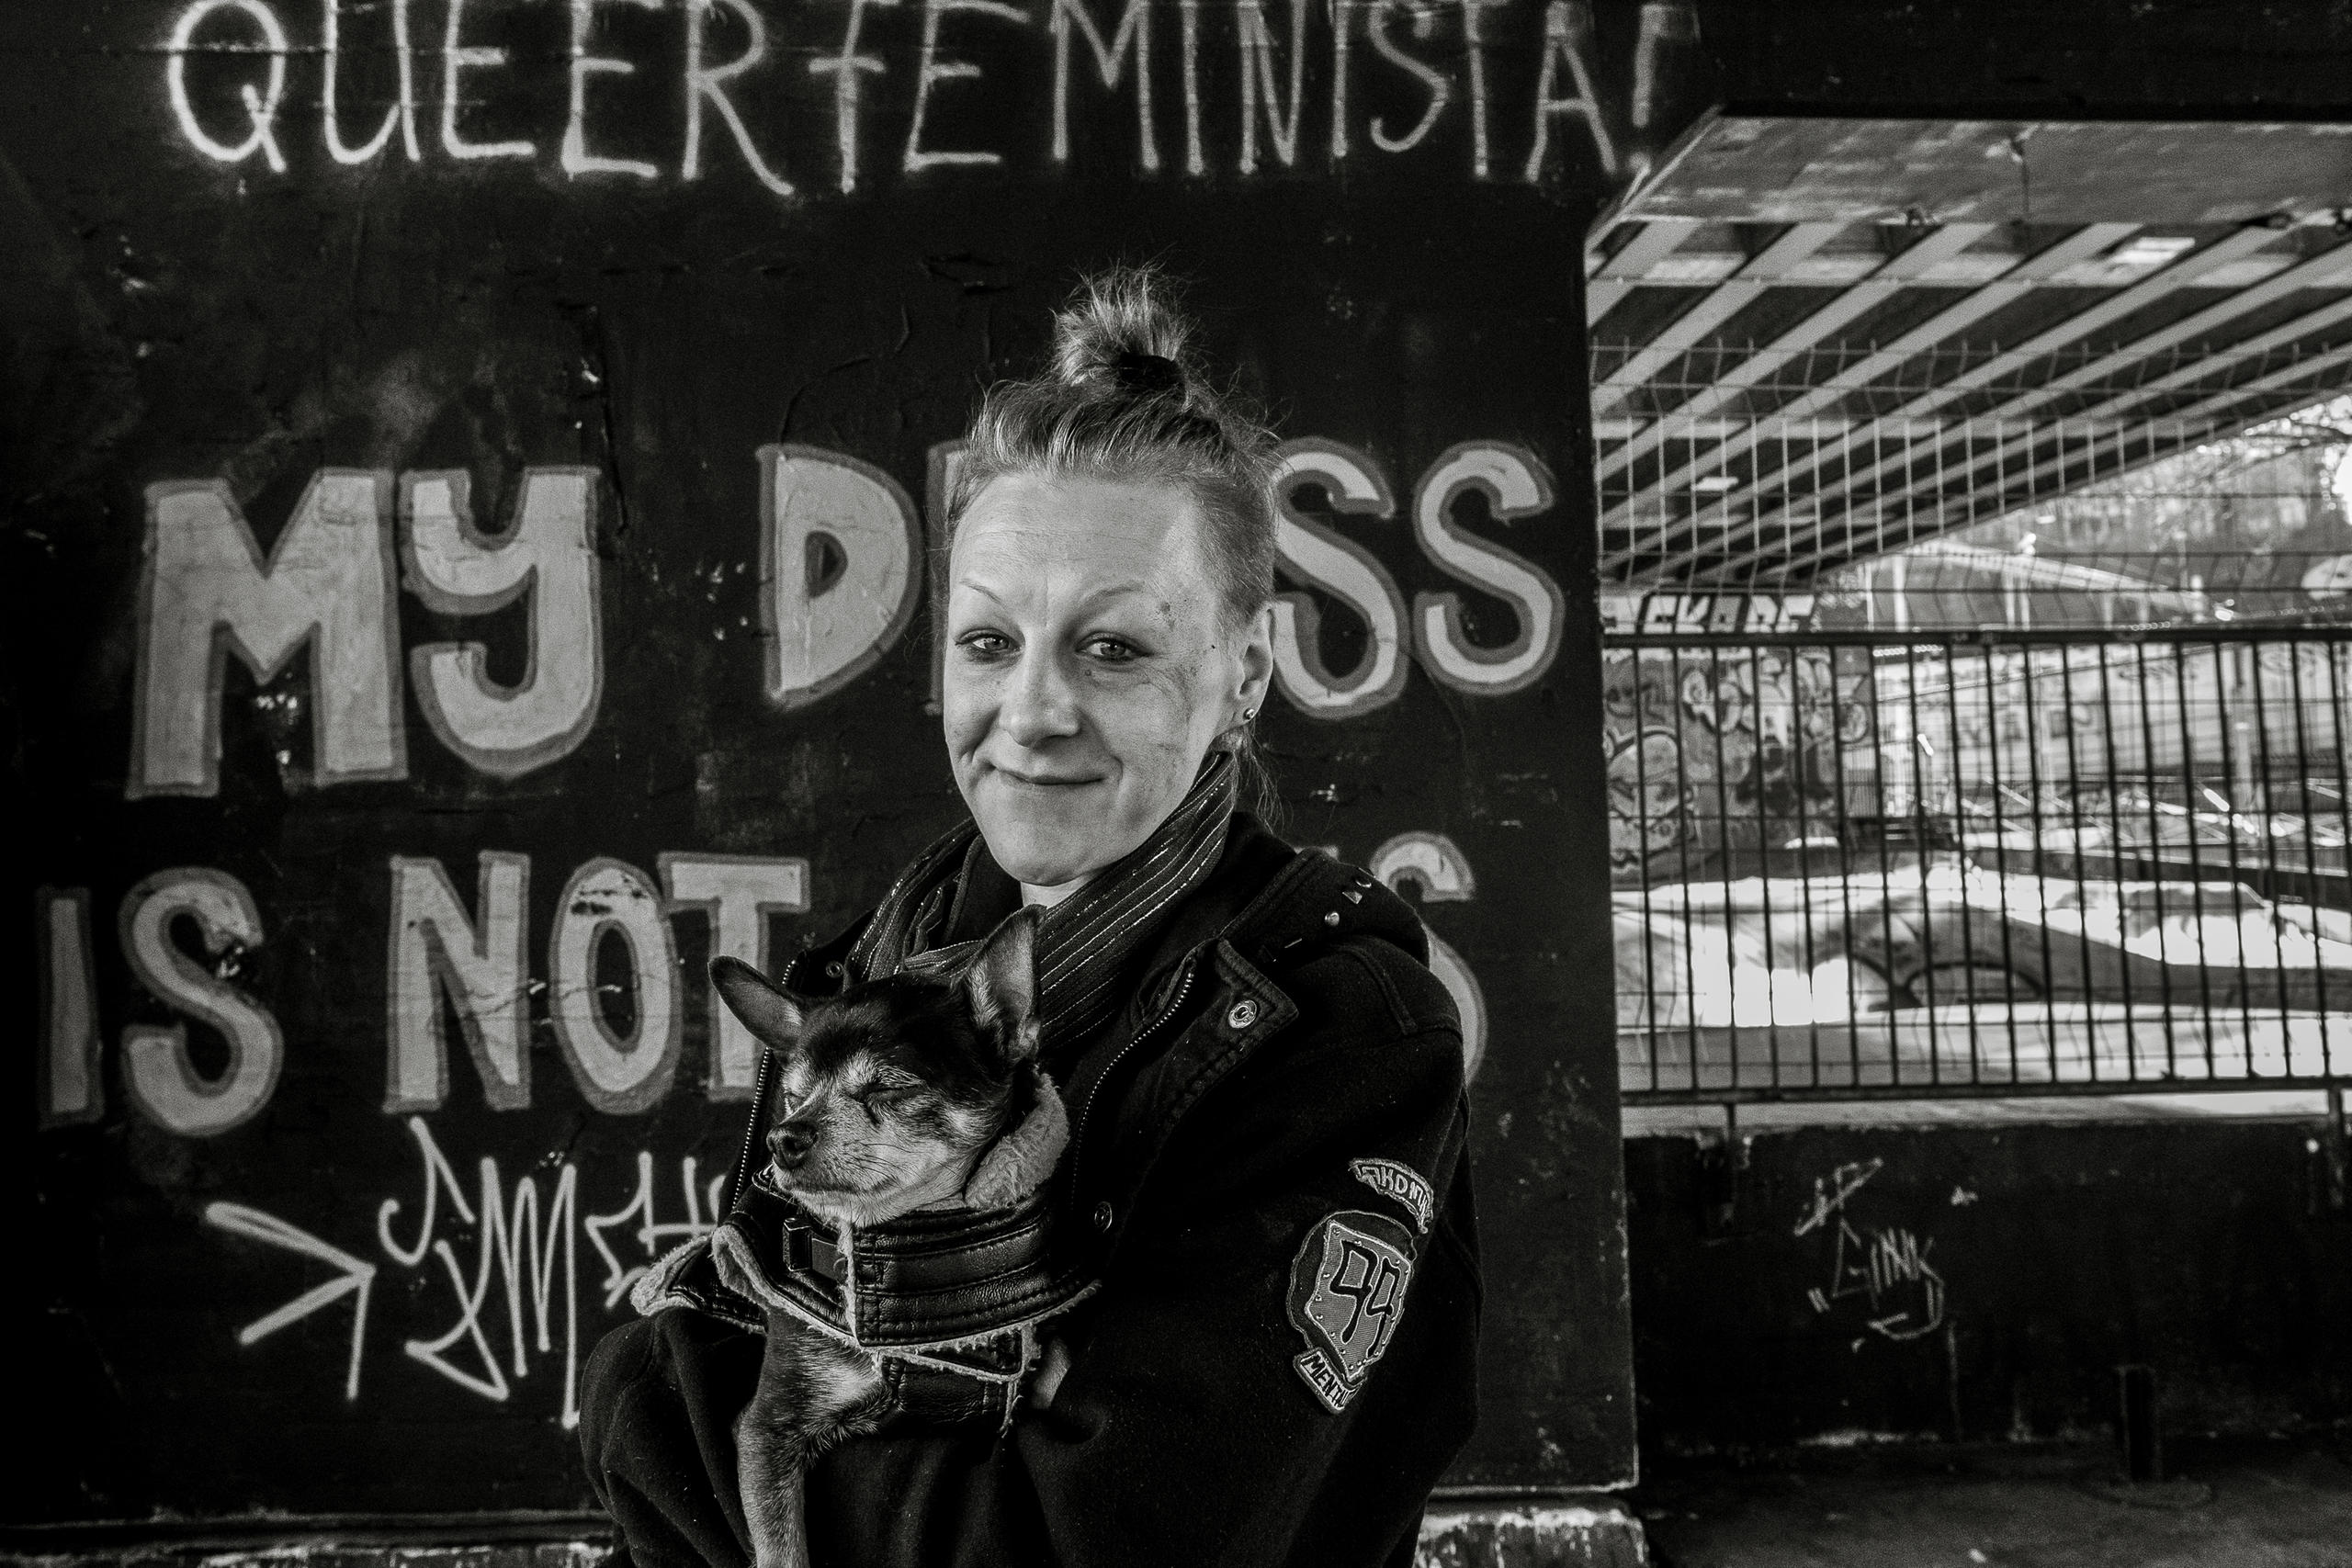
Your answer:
(965, 907), (1041, 1066)
(708, 957), (806, 1055)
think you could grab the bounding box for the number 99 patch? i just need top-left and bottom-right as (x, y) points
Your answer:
(1285, 1210), (1416, 1413)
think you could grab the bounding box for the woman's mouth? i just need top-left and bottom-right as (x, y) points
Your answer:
(990, 765), (1103, 789)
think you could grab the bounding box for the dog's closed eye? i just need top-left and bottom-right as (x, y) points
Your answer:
(854, 1080), (930, 1124)
(854, 1068), (927, 1110)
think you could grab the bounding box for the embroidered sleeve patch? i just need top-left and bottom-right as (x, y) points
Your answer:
(1349, 1156), (1434, 1233)
(1285, 1210), (1416, 1412)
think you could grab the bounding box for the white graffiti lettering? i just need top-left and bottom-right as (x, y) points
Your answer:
(132, 473), (405, 799)
(660, 853), (811, 1100)
(123, 444), (1559, 803)
(1796, 1158), (1948, 1343)
(760, 446), (924, 709)
(1370, 832), (1489, 1085)
(583, 1149), (734, 1308)
(402, 1150), (578, 1413)
(222, 1117), (729, 1422)
(1410, 443), (1565, 696)
(157, 0), (1677, 188)
(205, 1201), (379, 1401)
(1237, 0), (1308, 174)
(563, 0), (665, 180)
(1268, 440), (1411, 721)
(903, 0), (1027, 173)
(548, 859), (683, 1113)
(1051, 0), (1156, 169)
(1524, 0), (1615, 181)
(684, 0), (797, 193)
(441, 0), (537, 160)
(402, 468), (605, 778)
(39, 887), (102, 1129)
(119, 869), (285, 1137)
(385, 852), (534, 1113)
(165, 0), (290, 172)
(322, 0), (419, 164)
(1364, 1), (1450, 155)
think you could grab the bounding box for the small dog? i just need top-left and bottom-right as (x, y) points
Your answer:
(706, 908), (1055, 1568)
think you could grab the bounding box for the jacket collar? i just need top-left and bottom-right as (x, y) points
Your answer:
(1056, 819), (1430, 1244)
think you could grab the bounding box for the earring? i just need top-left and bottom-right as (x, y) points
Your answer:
(1241, 707), (1258, 723)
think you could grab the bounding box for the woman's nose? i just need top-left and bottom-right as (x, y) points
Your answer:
(997, 649), (1082, 746)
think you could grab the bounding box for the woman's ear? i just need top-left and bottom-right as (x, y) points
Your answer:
(708, 957), (806, 1055)
(1234, 602), (1276, 717)
(965, 907), (1042, 1065)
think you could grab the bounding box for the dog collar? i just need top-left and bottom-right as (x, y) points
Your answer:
(707, 1177), (1097, 1360)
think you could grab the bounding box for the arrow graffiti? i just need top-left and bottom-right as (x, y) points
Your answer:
(202, 1201), (379, 1400)
(209, 1122), (727, 1426)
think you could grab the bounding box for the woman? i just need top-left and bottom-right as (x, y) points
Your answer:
(580, 268), (1480, 1568)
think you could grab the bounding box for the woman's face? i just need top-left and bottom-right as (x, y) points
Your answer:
(944, 473), (1273, 896)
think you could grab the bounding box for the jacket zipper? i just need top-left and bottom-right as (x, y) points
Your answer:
(727, 1047), (775, 1213)
(1069, 956), (1199, 1209)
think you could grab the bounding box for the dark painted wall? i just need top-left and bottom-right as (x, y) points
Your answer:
(2, 0), (1725, 1527)
(1625, 1119), (2352, 1457)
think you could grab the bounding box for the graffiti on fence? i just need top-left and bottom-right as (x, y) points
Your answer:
(1602, 644), (1876, 884)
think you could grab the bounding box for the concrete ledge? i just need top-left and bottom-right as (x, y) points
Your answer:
(1419, 1497), (1649, 1566)
(3, 1506), (1653, 1568)
(0, 1550), (607, 1568)
(5, 1505), (1652, 1568)
(1624, 1089), (2335, 1134)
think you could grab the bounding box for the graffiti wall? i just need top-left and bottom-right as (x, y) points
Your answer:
(1602, 643), (1878, 886)
(5, 0), (1712, 1524)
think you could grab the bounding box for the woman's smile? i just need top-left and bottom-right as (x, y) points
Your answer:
(986, 764), (1107, 789)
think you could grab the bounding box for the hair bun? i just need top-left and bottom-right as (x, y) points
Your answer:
(1050, 265), (1199, 400)
(1109, 350), (1185, 398)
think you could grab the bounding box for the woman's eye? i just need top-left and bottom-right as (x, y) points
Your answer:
(956, 630), (1015, 658)
(1081, 635), (1141, 663)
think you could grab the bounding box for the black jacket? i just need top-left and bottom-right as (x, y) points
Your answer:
(783, 816), (1483, 1568)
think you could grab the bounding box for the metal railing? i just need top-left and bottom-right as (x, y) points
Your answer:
(1609, 626), (2352, 1103)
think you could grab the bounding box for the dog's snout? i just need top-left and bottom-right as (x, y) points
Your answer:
(768, 1119), (816, 1168)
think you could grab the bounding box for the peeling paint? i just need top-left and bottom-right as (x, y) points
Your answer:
(1418, 1500), (1650, 1567)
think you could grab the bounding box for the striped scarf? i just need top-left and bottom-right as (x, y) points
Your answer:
(850, 753), (1238, 1057)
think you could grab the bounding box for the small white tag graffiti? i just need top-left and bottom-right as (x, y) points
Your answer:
(1348, 1156), (1433, 1233)
(1285, 1211), (1414, 1412)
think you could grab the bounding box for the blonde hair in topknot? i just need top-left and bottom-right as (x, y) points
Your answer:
(1048, 268), (1195, 386)
(951, 265), (1279, 633)
(950, 265), (1284, 818)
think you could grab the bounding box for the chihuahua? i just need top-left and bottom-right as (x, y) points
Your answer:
(705, 907), (1057, 1568)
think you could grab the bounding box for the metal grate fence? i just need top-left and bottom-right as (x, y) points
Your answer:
(1596, 405), (2352, 593)
(1609, 627), (2352, 1102)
